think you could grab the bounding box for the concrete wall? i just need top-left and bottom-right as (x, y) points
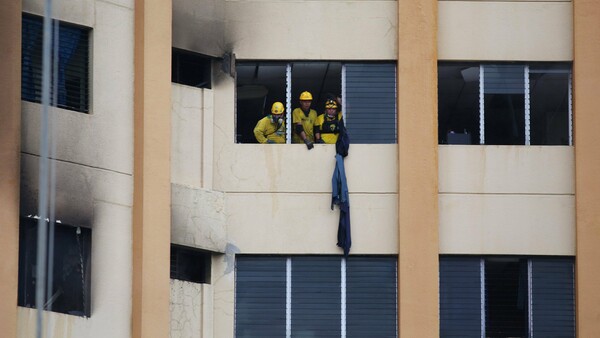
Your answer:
(439, 1), (573, 61)
(225, 0), (397, 60)
(18, 0), (134, 337)
(172, 0), (225, 57)
(170, 279), (213, 338)
(439, 146), (575, 255)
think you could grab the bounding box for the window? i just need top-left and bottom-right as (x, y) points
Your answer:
(172, 48), (212, 89)
(438, 62), (572, 145)
(235, 61), (397, 144)
(235, 255), (397, 338)
(439, 255), (575, 338)
(18, 216), (92, 317)
(21, 14), (90, 113)
(170, 244), (211, 284)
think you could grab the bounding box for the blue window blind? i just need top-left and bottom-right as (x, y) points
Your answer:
(483, 65), (525, 94)
(235, 257), (287, 338)
(531, 257), (575, 337)
(235, 255), (398, 337)
(291, 257), (341, 337)
(440, 256), (576, 338)
(346, 256), (397, 338)
(21, 14), (90, 113)
(439, 256), (482, 338)
(345, 63), (397, 143)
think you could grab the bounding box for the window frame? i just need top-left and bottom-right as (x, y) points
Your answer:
(438, 62), (572, 146)
(235, 61), (397, 144)
(439, 255), (575, 338)
(235, 255), (398, 338)
(17, 216), (92, 317)
(21, 13), (91, 114)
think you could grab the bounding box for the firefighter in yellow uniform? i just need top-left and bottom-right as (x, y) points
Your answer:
(292, 91), (318, 150)
(254, 102), (286, 144)
(314, 99), (344, 144)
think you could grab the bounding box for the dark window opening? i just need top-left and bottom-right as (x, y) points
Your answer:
(236, 62), (288, 144)
(21, 14), (90, 113)
(529, 64), (570, 145)
(484, 93), (525, 145)
(485, 257), (528, 338)
(170, 244), (211, 284)
(235, 61), (397, 144)
(438, 62), (480, 144)
(172, 48), (212, 89)
(18, 217), (92, 317)
(438, 62), (572, 145)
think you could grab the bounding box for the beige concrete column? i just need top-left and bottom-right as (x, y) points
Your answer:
(0, 2), (21, 337)
(133, 0), (172, 337)
(574, 0), (600, 336)
(397, 0), (439, 337)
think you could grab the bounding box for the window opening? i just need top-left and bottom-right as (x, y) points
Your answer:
(440, 255), (575, 338)
(236, 62), (287, 143)
(171, 48), (212, 89)
(18, 216), (92, 317)
(236, 61), (395, 144)
(21, 14), (90, 113)
(529, 64), (571, 145)
(485, 257), (528, 337)
(438, 62), (572, 145)
(170, 244), (211, 284)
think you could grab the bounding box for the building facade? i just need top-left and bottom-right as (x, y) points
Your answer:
(1, 0), (599, 337)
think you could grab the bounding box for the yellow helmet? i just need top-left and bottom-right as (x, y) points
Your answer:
(325, 99), (338, 109)
(299, 91), (313, 101)
(271, 102), (285, 115)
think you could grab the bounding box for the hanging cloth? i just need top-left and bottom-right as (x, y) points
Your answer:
(332, 153), (351, 256)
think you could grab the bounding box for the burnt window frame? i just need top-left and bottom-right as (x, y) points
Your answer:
(171, 48), (212, 89)
(170, 244), (212, 284)
(18, 216), (92, 317)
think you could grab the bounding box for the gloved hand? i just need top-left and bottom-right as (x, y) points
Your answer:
(304, 139), (314, 150)
(315, 139), (325, 144)
(266, 139), (275, 144)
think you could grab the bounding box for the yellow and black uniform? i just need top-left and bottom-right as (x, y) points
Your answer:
(292, 107), (318, 143)
(254, 115), (286, 144)
(314, 112), (344, 144)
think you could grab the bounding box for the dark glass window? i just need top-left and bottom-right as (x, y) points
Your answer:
(529, 64), (571, 145)
(171, 48), (212, 89)
(485, 257), (528, 337)
(21, 14), (90, 113)
(438, 62), (572, 145)
(170, 244), (211, 284)
(18, 217), (92, 317)
(439, 255), (575, 338)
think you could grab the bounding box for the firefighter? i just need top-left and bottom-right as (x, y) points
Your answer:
(292, 91), (318, 150)
(314, 99), (344, 144)
(254, 102), (286, 144)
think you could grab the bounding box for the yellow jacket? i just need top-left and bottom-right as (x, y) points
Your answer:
(315, 112), (343, 144)
(254, 116), (286, 143)
(292, 107), (318, 143)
